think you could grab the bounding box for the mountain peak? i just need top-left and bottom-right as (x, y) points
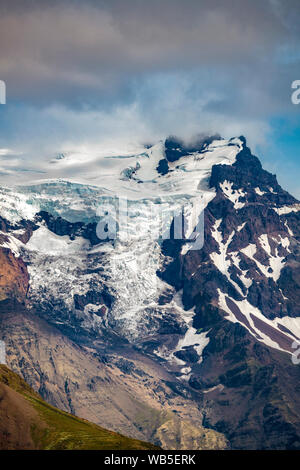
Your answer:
(0, 134), (299, 450)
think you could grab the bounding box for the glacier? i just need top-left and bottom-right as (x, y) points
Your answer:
(0, 136), (243, 363)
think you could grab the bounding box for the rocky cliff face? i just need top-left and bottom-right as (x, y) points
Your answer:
(158, 138), (300, 448)
(160, 139), (300, 349)
(0, 248), (28, 302)
(0, 136), (299, 449)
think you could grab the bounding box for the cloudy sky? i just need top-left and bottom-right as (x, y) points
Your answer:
(0, 0), (299, 195)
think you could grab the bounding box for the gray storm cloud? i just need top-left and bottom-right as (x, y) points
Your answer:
(0, 0), (299, 191)
(0, 0), (299, 104)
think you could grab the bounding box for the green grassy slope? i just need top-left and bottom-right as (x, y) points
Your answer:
(0, 365), (159, 450)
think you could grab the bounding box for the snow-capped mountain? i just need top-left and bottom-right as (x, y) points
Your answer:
(0, 135), (299, 449)
(0, 136), (243, 342)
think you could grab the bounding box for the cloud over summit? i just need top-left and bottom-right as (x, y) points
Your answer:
(0, 0), (299, 194)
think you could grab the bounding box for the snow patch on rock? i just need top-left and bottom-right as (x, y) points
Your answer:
(218, 290), (300, 354)
(273, 204), (300, 215)
(220, 180), (246, 209)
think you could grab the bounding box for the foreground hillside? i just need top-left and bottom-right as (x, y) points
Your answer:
(0, 364), (158, 450)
